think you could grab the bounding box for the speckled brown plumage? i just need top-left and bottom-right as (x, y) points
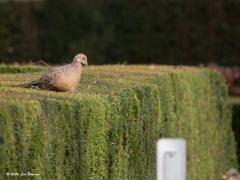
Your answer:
(20, 53), (87, 92)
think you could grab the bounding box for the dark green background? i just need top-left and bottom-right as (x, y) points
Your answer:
(0, 0), (240, 65)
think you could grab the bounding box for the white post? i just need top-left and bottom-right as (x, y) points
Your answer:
(157, 138), (186, 180)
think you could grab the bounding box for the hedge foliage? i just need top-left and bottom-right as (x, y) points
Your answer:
(0, 65), (238, 179)
(1, 1), (240, 65)
(0, 64), (45, 73)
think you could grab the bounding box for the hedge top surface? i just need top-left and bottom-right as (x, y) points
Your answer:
(0, 65), (206, 99)
(0, 64), (46, 73)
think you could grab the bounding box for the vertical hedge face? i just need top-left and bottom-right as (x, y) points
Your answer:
(0, 97), (109, 179)
(0, 65), (238, 179)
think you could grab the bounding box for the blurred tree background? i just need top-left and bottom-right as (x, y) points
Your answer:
(0, 0), (240, 65)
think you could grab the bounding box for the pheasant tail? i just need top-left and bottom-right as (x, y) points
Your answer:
(19, 80), (40, 88)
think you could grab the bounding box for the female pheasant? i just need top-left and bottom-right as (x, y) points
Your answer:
(20, 53), (87, 92)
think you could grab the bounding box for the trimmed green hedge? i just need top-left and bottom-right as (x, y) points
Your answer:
(0, 65), (238, 179)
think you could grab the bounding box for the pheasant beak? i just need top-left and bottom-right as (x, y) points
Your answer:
(80, 61), (87, 66)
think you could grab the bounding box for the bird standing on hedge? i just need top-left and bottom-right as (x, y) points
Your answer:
(20, 53), (87, 92)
